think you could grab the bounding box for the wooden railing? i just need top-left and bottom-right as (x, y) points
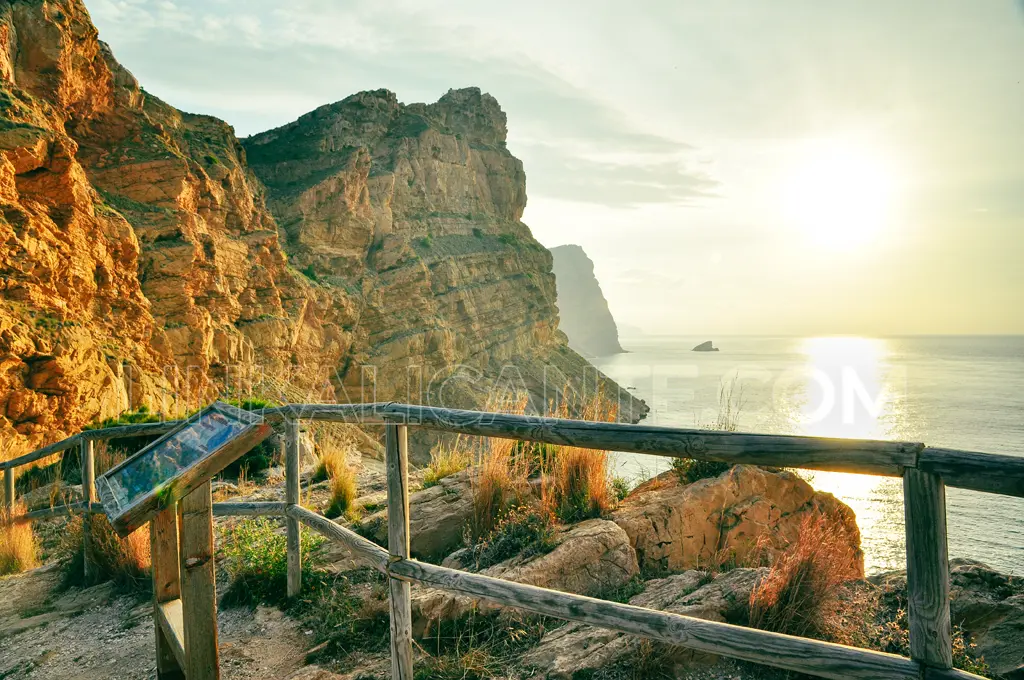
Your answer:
(4, 402), (1023, 680)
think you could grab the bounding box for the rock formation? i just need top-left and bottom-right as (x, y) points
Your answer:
(611, 465), (863, 574)
(692, 340), (718, 352)
(549, 244), (624, 357)
(0, 0), (646, 462)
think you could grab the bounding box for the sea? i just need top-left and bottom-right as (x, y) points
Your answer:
(593, 335), (1024, 576)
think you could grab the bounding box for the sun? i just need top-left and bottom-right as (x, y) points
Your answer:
(782, 140), (897, 249)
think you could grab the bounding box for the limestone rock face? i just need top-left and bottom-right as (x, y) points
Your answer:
(612, 465), (863, 574)
(0, 0), (645, 462)
(549, 244), (623, 357)
(523, 568), (767, 679)
(243, 89), (648, 439)
(411, 519), (639, 636)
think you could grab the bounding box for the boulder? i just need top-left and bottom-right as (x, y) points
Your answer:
(358, 469), (474, 562)
(412, 519), (639, 637)
(523, 568), (766, 678)
(611, 465), (862, 574)
(873, 559), (1024, 677)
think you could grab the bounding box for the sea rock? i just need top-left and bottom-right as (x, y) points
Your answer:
(358, 469), (475, 562)
(873, 559), (1024, 678)
(523, 568), (767, 678)
(549, 244), (624, 357)
(411, 519), (638, 637)
(692, 340), (719, 352)
(612, 465), (863, 574)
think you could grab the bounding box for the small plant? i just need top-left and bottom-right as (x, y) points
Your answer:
(611, 475), (632, 501)
(300, 264), (318, 282)
(294, 568), (390, 661)
(471, 505), (556, 570)
(204, 154), (220, 165)
(313, 446), (345, 483)
(419, 235), (433, 249)
(544, 444), (612, 523)
(498, 233), (518, 246)
(672, 458), (733, 484)
(472, 227), (483, 238)
(221, 517), (325, 606)
(423, 439), (471, 488)
(0, 503), (39, 575)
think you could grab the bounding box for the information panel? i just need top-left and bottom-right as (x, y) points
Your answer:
(97, 401), (272, 536)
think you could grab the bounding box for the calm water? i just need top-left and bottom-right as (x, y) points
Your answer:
(594, 335), (1024, 575)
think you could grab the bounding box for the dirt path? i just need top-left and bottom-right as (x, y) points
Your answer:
(0, 565), (313, 680)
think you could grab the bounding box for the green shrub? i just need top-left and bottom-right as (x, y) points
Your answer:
(300, 264), (318, 282)
(472, 227), (483, 238)
(672, 458), (733, 484)
(611, 475), (632, 501)
(419, 236), (433, 249)
(221, 518), (325, 606)
(498, 233), (518, 246)
(471, 505), (556, 570)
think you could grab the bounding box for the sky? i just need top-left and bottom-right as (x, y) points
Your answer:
(87, 0), (1024, 336)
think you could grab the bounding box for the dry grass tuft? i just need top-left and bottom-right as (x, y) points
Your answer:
(0, 503), (40, 575)
(748, 512), (862, 640)
(63, 513), (151, 590)
(315, 445), (358, 519)
(541, 392), (617, 523)
(468, 395), (533, 541)
(423, 438), (472, 488)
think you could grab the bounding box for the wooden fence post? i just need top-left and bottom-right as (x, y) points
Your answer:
(180, 480), (220, 680)
(903, 468), (953, 670)
(385, 421), (413, 679)
(286, 417), (302, 598)
(80, 438), (96, 582)
(151, 506), (184, 679)
(3, 467), (12, 516)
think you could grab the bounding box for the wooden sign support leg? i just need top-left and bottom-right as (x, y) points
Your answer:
(180, 480), (220, 680)
(152, 506), (185, 679)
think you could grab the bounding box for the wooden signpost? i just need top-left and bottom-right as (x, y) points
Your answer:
(96, 401), (272, 679)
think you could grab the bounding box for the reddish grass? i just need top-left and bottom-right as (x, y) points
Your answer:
(748, 512), (863, 640)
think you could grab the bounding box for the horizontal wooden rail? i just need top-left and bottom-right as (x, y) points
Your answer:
(387, 559), (922, 680)
(6, 402), (1022, 497)
(285, 504), (390, 572)
(212, 501), (288, 517)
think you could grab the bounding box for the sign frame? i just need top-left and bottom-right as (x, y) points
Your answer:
(97, 401), (272, 537)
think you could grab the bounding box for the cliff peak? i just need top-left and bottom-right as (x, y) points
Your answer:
(550, 244), (625, 357)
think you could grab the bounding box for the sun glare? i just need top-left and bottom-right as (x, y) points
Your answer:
(783, 141), (897, 249)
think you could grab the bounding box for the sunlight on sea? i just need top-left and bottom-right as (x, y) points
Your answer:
(596, 334), (1024, 575)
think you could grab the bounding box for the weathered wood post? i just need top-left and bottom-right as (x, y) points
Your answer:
(285, 417), (302, 598)
(80, 438), (96, 582)
(385, 420), (413, 679)
(3, 466), (13, 516)
(180, 480), (220, 680)
(152, 507), (185, 679)
(903, 468), (953, 670)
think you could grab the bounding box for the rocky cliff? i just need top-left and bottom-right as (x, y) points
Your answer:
(0, 0), (645, 461)
(549, 244), (623, 357)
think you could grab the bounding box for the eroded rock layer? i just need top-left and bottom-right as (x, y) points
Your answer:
(0, 0), (645, 460)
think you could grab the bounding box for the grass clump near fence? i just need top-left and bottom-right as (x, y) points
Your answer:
(748, 513), (862, 640)
(423, 438), (472, 488)
(62, 514), (151, 591)
(1, 503), (40, 575)
(312, 446), (358, 520)
(221, 517), (325, 606)
(471, 505), (556, 570)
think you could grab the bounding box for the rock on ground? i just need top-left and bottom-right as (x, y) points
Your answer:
(413, 518), (639, 636)
(612, 465), (862, 574)
(873, 558), (1024, 678)
(522, 568), (766, 679)
(358, 469), (474, 562)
